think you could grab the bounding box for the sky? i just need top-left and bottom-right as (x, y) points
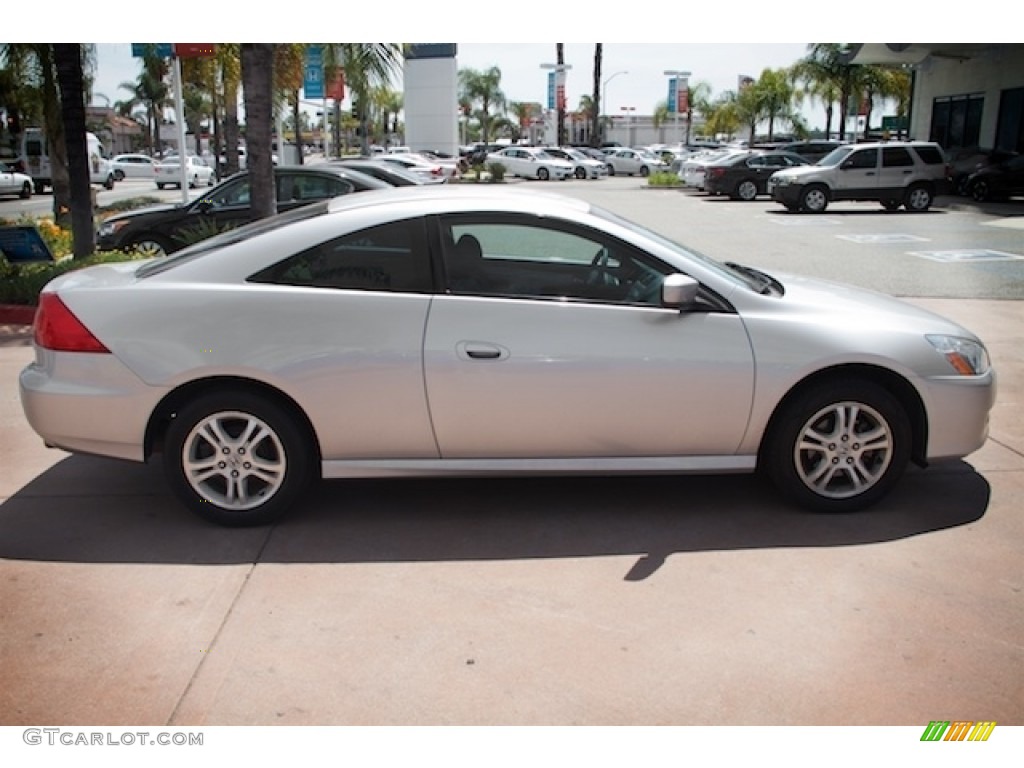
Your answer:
(92, 43), (831, 130)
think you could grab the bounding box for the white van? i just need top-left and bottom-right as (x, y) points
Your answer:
(21, 127), (115, 194)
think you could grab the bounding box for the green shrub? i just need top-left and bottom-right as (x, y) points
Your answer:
(486, 161), (506, 182)
(647, 171), (681, 188)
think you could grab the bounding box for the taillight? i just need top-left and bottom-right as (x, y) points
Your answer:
(708, 167), (725, 179)
(34, 293), (110, 353)
(431, 166), (443, 176)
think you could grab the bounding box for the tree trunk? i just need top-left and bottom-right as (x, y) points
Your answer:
(556, 44), (566, 146)
(224, 76), (240, 176)
(53, 43), (94, 259)
(34, 45), (70, 227)
(292, 90), (304, 165)
(241, 44), (276, 220)
(591, 44), (602, 148)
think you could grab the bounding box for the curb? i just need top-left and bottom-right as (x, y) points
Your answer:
(0, 304), (36, 326)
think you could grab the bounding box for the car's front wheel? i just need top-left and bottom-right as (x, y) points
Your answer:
(113, 169), (125, 181)
(970, 179), (991, 202)
(764, 379), (911, 512)
(163, 391), (314, 526)
(800, 185), (829, 213)
(19, 181), (32, 199)
(640, 165), (650, 177)
(129, 235), (173, 258)
(537, 167), (550, 181)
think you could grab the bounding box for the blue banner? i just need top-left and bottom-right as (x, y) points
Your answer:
(667, 77), (678, 113)
(304, 46), (324, 99)
(547, 72), (555, 110)
(131, 43), (173, 58)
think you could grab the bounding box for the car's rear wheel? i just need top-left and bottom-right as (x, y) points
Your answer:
(640, 165), (650, 177)
(764, 379), (911, 512)
(904, 184), (933, 212)
(575, 166), (587, 180)
(537, 167), (550, 181)
(800, 185), (829, 213)
(19, 181), (32, 199)
(970, 179), (991, 202)
(113, 169), (125, 181)
(736, 179), (758, 201)
(607, 164), (616, 176)
(163, 391), (314, 526)
(129, 235), (172, 258)
(156, 183), (165, 190)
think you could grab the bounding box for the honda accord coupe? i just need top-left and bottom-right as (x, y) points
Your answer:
(21, 186), (995, 526)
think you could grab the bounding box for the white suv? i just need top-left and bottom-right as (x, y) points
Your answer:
(768, 141), (950, 213)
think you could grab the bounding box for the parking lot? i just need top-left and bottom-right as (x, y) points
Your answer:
(1, 178), (1022, 730)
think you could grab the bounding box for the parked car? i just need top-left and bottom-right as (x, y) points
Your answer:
(773, 141), (844, 164)
(110, 153), (159, 181)
(155, 155), (217, 189)
(679, 149), (748, 190)
(329, 158), (444, 186)
(603, 148), (668, 177)
(486, 147), (575, 180)
(376, 152), (458, 181)
(541, 147), (609, 179)
(704, 151), (810, 200)
(768, 141), (951, 213)
(96, 165), (390, 257)
(965, 152), (1024, 201)
(0, 160), (32, 200)
(25, 185), (994, 527)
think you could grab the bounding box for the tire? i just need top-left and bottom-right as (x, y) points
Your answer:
(189, 175), (198, 189)
(537, 167), (550, 181)
(736, 179), (758, 201)
(34, 181), (46, 195)
(575, 166), (587, 180)
(799, 185), (829, 213)
(113, 169), (125, 181)
(764, 379), (911, 513)
(129, 235), (173, 258)
(607, 164), (616, 177)
(163, 391), (314, 526)
(904, 184), (933, 212)
(970, 179), (990, 202)
(19, 181), (32, 199)
(156, 183), (165, 190)
(881, 199), (901, 211)
(640, 165), (650, 177)
(104, 175), (115, 190)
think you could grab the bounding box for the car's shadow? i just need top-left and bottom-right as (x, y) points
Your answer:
(0, 454), (990, 579)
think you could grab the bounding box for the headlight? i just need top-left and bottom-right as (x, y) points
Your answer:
(927, 335), (990, 375)
(772, 175), (792, 186)
(97, 220), (130, 238)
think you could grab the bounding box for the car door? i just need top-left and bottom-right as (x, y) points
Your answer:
(834, 146), (879, 199)
(0, 163), (13, 195)
(877, 146), (917, 196)
(423, 214), (756, 459)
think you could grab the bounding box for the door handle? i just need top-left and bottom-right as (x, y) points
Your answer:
(457, 341), (508, 361)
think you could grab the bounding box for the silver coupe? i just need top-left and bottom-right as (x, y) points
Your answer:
(20, 186), (996, 526)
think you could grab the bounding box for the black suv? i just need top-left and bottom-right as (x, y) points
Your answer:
(96, 166), (390, 257)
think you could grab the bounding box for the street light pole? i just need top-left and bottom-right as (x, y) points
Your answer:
(663, 69), (691, 146)
(602, 70), (627, 144)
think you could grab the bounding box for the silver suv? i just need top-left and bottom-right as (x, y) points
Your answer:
(768, 141), (950, 213)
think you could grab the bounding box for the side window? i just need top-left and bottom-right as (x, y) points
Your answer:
(844, 149), (878, 169)
(248, 218), (432, 293)
(440, 216), (674, 306)
(913, 145), (946, 165)
(746, 156), (765, 167)
(281, 174), (353, 202)
(202, 177), (250, 208)
(882, 147), (914, 167)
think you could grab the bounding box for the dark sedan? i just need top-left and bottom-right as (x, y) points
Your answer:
(96, 166), (391, 257)
(966, 152), (1024, 202)
(704, 151), (809, 200)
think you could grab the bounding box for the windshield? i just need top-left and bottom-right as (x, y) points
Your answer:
(817, 146), (855, 167)
(136, 201), (331, 278)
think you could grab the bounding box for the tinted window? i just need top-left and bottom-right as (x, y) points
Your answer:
(882, 147), (914, 167)
(913, 145), (946, 165)
(280, 173), (353, 202)
(844, 149), (877, 169)
(249, 218), (432, 293)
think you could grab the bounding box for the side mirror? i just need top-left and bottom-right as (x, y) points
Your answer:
(194, 199), (214, 214)
(661, 273), (699, 309)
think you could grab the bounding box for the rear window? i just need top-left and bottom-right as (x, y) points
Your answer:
(136, 201), (331, 278)
(913, 145), (946, 165)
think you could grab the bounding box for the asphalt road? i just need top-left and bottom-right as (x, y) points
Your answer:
(1, 174), (1022, 741)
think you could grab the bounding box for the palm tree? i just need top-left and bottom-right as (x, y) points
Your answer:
(555, 43), (566, 146)
(241, 44), (276, 219)
(53, 43), (93, 258)
(754, 68), (798, 141)
(274, 44), (306, 164)
(218, 44), (242, 175)
(458, 66), (505, 147)
(119, 47), (169, 155)
(652, 101), (670, 143)
(324, 44), (402, 155)
(684, 80), (712, 144)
